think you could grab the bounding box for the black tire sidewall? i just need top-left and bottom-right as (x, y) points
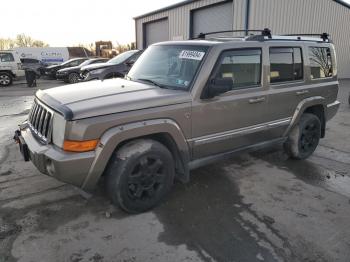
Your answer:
(0, 72), (12, 87)
(106, 140), (175, 213)
(285, 113), (321, 159)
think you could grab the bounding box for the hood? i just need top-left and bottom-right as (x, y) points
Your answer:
(46, 64), (61, 69)
(36, 78), (191, 120)
(81, 62), (111, 71)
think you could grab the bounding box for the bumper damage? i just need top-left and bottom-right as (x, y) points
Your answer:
(14, 124), (95, 189)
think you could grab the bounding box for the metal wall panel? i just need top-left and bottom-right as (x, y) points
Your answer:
(191, 2), (234, 38)
(247, 0), (350, 78)
(135, 0), (231, 49)
(144, 19), (169, 47)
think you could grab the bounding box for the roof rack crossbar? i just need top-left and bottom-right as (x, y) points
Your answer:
(193, 29), (271, 40)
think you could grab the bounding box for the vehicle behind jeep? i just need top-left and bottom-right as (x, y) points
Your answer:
(0, 51), (25, 87)
(15, 29), (340, 213)
(79, 50), (142, 81)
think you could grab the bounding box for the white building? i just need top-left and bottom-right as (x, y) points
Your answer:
(134, 0), (350, 78)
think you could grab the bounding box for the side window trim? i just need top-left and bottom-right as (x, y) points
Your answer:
(269, 46), (304, 85)
(208, 48), (263, 92)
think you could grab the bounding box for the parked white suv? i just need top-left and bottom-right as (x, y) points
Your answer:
(0, 51), (25, 87)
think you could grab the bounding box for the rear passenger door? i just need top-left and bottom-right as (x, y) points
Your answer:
(266, 46), (307, 137)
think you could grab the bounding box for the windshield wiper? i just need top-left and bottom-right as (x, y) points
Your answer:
(136, 78), (166, 88)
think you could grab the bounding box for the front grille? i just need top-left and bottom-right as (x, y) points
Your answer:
(28, 100), (53, 143)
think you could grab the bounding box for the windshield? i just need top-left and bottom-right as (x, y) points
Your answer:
(107, 50), (138, 65)
(61, 59), (77, 66)
(80, 60), (95, 67)
(127, 45), (208, 90)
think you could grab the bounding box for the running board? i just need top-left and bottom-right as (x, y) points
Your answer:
(188, 137), (287, 170)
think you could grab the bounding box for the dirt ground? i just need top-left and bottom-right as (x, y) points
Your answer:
(0, 79), (349, 262)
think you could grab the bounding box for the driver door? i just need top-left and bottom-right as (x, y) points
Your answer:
(191, 48), (270, 159)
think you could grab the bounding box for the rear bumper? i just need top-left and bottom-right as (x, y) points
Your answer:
(20, 125), (95, 189)
(326, 100), (340, 121)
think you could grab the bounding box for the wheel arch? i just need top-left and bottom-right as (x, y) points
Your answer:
(0, 70), (14, 77)
(81, 119), (190, 191)
(284, 96), (326, 138)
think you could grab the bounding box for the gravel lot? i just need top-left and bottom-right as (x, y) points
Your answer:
(0, 79), (349, 262)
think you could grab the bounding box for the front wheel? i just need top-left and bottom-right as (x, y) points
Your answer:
(105, 139), (175, 213)
(68, 72), (80, 84)
(284, 113), (321, 160)
(0, 72), (13, 87)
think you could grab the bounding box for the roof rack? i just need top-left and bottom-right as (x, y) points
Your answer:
(193, 28), (331, 43)
(193, 28), (271, 40)
(282, 33), (331, 42)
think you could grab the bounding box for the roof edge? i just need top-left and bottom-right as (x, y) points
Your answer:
(133, 0), (199, 19)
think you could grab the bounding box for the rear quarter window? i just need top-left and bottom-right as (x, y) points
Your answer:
(309, 47), (333, 79)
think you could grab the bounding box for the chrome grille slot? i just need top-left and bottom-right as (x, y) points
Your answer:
(28, 100), (53, 143)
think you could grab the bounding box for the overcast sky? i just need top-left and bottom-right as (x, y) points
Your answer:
(1, 0), (350, 47)
(0, 0), (180, 47)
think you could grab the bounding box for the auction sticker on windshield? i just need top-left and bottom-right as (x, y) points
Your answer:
(179, 50), (205, 60)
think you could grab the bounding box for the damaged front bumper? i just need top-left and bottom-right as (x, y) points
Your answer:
(14, 123), (96, 189)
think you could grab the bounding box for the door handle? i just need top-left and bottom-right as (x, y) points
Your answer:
(296, 90), (309, 96)
(249, 97), (266, 104)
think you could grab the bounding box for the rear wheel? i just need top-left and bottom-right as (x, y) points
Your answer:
(105, 139), (175, 213)
(68, 72), (80, 84)
(0, 72), (12, 87)
(284, 113), (321, 159)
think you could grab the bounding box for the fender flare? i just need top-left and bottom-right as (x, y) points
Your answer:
(81, 118), (190, 190)
(283, 96), (326, 137)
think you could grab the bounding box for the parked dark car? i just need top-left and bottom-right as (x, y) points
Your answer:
(56, 58), (108, 83)
(80, 50), (142, 81)
(43, 58), (88, 79)
(20, 58), (48, 76)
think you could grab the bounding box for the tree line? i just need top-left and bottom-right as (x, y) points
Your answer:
(0, 34), (49, 50)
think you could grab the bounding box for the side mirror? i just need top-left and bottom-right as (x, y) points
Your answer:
(206, 78), (233, 98)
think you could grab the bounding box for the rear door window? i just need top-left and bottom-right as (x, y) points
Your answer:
(309, 47), (333, 79)
(270, 47), (303, 83)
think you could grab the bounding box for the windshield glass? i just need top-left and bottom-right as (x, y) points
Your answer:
(107, 50), (138, 65)
(80, 59), (95, 67)
(61, 59), (77, 66)
(127, 45), (208, 90)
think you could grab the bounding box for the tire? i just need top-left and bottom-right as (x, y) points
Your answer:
(105, 139), (175, 213)
(0, 72), (13, 87)
(68, 72), (80, 84)
(284, 113), (321, 160)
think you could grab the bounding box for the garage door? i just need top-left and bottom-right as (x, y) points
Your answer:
(144, 18), (169, 47)
(191, 2), (233, 38)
